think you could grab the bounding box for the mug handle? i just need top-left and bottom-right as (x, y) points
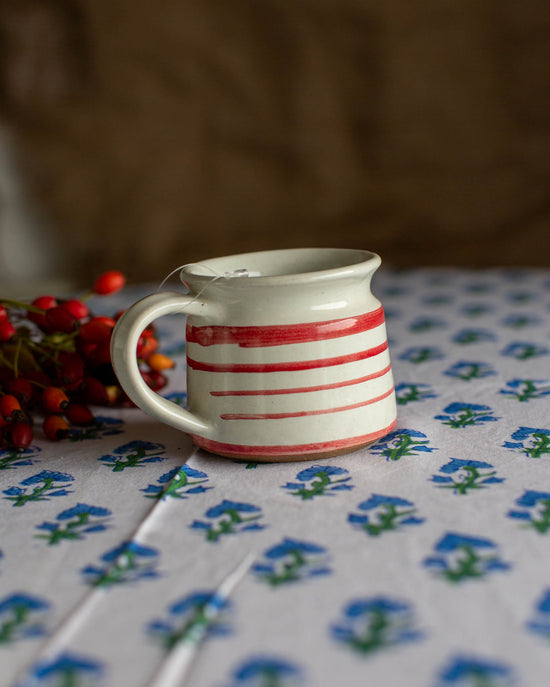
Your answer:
(110, 291), (219, 436)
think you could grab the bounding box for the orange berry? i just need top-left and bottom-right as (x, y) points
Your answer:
(43, 387), (69, 413)
(43, 414), (70, 441)
(0, 394), (22, 420)
(147, 353), (175, 372)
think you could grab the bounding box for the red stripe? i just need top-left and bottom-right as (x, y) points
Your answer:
(190, 419), (397, 457)
(188, 341), (388, 373)
(186, 306), (385, 348)
(210, 363), (392, 396)
(220, 386), (394, 420)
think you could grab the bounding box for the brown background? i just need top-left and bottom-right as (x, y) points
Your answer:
(1, 0), (549, 285)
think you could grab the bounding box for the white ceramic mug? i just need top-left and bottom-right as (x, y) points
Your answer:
(110, 248), (397, 461)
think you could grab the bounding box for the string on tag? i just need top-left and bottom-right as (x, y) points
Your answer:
(157, 262), (254, 309)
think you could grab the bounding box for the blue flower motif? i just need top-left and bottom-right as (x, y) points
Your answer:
(507, 490), (550, 533)
(102, 540), (158, 562)
(435, 402), (499, 428)
(444, 361), (496, 381)
(526, 588), (550, 640)
(399, 346), (445, 364)
(21, 470), (73, 485)
(501, 313), (541, 328)
(503, 427), (550, 458)
(431, 458), (503, 495)
(423, 532), (511, 583)
(99, 440), (167, 471)
(35, 503), (112, 545)
(3, 470), (74, 507)
(422, 294), (454, 306)
(0, 445), (41, 471)
(68, 415), (124, 441)
(395, 382), (437, 405)
(206, 500), (260, 518)
(0, 593), (50, 644)
(348, 495), (424, 536)
(463, 282), (493, 294)
(114, 440), (163, 454)
(506, 290), (536, 303)
(163, 390), (187, 406)
(452, 329), (496, 345)
(282, 465), (353, 500)
(460, 303), (495, 318)
(370, 429), (435, 461)
(331, 596), (424, 656)
(141, 464), (211, 500)
(501, 341), (549, 360)
(222, 656), (304, 687)
(253, 538), (331, 586)
(19, 651), (104, 687)
(147, 590), (232, 650)
(435, 654), (518, 686)
(191, 500), (265, 542)
(408, 317), (447, 332)
(81, 540), (160, 587)
(499, 379), (550, 402)
(58, 503), (111, 519)
(0, 593), (49, 613)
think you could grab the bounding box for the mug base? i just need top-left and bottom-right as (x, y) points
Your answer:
(189, 419), (397, 462)
(210, 441), (377, 462)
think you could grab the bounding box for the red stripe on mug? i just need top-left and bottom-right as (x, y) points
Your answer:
(220, 386), (394, 420)
(190, 419), (397, 457)
(210, 363), (392, 396)
(186, 306), (385, 348)
(187, 341), (388, 373)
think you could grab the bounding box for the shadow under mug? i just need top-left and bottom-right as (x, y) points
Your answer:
(110, 248), (397, 461)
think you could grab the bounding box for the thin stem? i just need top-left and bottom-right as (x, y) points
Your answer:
(0, 299), (45, 314)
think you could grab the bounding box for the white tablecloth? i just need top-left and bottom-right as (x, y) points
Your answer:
(2, 268), (550, 687)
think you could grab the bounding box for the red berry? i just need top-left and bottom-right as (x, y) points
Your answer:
(9, 421), (33, 450)
(137, 333), (158, 360)
(141, 370), (167, 391)
(88, 341), (112, 365)
(57, 352), (84, 387)
(80, 377), (109, 405)
(78, 318), (115, 344)
(0, 394), (22, 420)
(45, 306), (76, 334)
(65, 403), (94, 426)
(0, 305), (8, 321)
(43, 414), (69, 441)
(93, 270), (125, 295)
(0, 319), (16, 342)
(31, 295), (57, 310)
(28, 296), (57, 330)
(61, 299), (89, 320)
(42, 387), (69, 413)
(7, 378), (32, 404)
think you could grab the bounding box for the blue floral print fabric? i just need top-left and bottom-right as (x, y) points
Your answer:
(2, 269), (550, 687)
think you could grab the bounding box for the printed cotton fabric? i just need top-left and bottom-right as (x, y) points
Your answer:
(2, 268), (550, 687)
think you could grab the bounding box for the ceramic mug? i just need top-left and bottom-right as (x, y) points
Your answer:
(110, 248), (397, 461)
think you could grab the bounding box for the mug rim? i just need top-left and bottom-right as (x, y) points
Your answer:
(181, 247), (381, 288)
